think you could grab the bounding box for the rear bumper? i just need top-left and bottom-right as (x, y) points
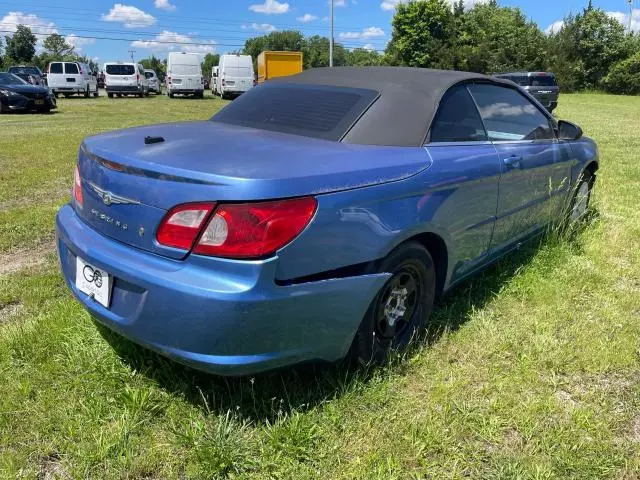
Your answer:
(52, 86), (85, 93)
(106, 86), (141, 93)
(55, 204), (387, 376)
(4, 95), (56, 111)
(169, 88), (203, 94)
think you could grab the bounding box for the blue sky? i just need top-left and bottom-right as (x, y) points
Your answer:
(1, 0), (638, 64)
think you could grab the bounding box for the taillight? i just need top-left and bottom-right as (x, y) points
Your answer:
(193, 197), (317, 259)
(168, 76), (172, 84)
(156, 203), (216, 250)
(136, 73), (140, 83)
(73, 165), (83, 208)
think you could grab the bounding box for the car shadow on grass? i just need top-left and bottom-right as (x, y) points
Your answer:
(97, 212), (597, 424)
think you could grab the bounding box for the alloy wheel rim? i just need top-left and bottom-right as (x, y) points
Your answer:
(375, 263), (422, 339)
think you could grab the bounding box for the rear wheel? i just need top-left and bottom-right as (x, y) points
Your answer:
(93, 87), (99, 97)
(107, 92), (114, 98)
(169, 92), (175, 98)
(84, 86), (90, 98)
(349, 242), (436, 365)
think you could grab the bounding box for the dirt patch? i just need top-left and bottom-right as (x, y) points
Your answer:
(630, 416), (640, 443)
(0, 301), (23, 325)
(0, 241), (56, 277)
(37, 453), (71, 480)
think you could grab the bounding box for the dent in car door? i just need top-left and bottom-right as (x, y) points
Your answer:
(468, 83), (563, 249)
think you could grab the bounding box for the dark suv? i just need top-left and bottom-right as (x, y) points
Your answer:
(494, 72), (559, 113)
(8, 66), (46, 86)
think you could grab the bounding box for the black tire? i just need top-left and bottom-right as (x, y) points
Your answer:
(107, 92), (114, 98)
(53, 92), (59, 98)
(84, 86), (90, 98)
(0, 101), (5, 114)
(349, 242), (436, 365)
(567, 169), (594, 223)
(93, 88), (99, 97)
(169, 92), (175, 98)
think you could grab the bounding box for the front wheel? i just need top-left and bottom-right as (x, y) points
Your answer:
(349, 242), (436, 365)
(568, 170), (594, 223)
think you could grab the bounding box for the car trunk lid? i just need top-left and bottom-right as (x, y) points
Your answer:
(77, 121), (431, 258)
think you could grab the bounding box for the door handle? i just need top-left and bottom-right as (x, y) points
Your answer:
(503, 155), (523, 169)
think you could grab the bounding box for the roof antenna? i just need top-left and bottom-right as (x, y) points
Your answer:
(144, 135), (165, 145)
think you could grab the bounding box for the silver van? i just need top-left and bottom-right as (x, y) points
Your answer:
(494, 72), (559, 113)
(47, 61), (98, 98)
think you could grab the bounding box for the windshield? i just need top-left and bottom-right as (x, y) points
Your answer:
(212, 83), (379, 141)
(106, 64), (135, 75)
(0, 73), (28, 86)
(8, 67), (40, 76)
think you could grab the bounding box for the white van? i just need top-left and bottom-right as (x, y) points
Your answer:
(167, 52), (204, 98)
(218, 54), (254, 99)
(104, 62), (149, 98)
(211, 66), (219, 95)
(47, 61), (98, 98)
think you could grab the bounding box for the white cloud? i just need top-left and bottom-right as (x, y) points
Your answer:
(381, 0), (486, 11)
(339, 26), (385, 40)
(154, 0), (176, 11)
(362, 43), (375, 51)
(102, 4), (156, 28)
(0, 11), (56, 36)
(333, 0), (347, 6)
(545, 20), (565, 35)
(249, 0), (289, 14)
(131, 30), (216, 55)
(242, 22), (276, 32)
(65, 34), (96, 52)
(607, 8), (640, 32)
(297, 13), (318, 23)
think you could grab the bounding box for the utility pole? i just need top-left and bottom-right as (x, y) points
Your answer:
(128, 49), (136, 62)
(329, 0), (334, 67)
(628, 0), (634, 34)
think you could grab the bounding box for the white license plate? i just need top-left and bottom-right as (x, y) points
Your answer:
(75, 257), (112, 308)
(34, 99), (44, 105)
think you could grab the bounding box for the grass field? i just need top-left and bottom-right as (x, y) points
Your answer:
(0, 91), (639, 479)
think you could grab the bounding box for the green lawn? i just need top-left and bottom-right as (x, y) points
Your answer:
(0, 92), (639, 479)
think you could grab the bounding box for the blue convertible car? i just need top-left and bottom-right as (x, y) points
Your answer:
(56, 67), (598, 375)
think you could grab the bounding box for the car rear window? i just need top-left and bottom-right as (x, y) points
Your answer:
(530, 75), (557, 87)
(106, 64), (135, 75)
(65, 63), (79, 74)
(172, 64), (200, 75)
(144, 71), (154, 79)
(211, 83), (379, 141)
(49, 63), (63, 74)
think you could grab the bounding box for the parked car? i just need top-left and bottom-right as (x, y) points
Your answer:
(211, 66), (219, 95)
(7, 66), (46, 86)
(144, 69), (161, 94)
(217, 54), (254, 99)
(166, 52), (204, 98)
(47, 61), (99, 98)
(55, 67), (598, 376)
(0, 72), (56, 113)
(104, 62), (149, 98)
(494, 71), (559, 113)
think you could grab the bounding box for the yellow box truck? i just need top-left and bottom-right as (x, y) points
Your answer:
(257, 51), (303, 84)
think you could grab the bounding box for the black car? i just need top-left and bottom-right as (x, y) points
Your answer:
(7, 65), (46, 86)
(494, 71), (560, 113)
(0, 73), (57, 113)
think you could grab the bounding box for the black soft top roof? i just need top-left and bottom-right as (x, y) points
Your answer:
(273, 66), (513, 147)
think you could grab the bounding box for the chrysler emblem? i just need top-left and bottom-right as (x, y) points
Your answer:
(87, 181), (140, 206)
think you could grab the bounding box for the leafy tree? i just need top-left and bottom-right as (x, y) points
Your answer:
(243, 30), (304, 63)
(4, 25), (37, 64)
(42, 33), (75, 58)
(140, 55), (167, 76)
(386, 0), (455, 69)
(601, 51), (640, 94)
(454, 2), (546, 74)
(303, 35), (347, 68)
(200, 53), (220, 77)
(547, 7), (629, 91)
(347, 47), (384, 66)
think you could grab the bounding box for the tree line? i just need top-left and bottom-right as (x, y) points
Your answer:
(2, 0), (639, 94)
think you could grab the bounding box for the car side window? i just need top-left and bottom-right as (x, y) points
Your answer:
(65, 63), (79, 74)
(50, 63), (63, 74)
(429, 85), (487, 143)
(468, 83), (555, 142)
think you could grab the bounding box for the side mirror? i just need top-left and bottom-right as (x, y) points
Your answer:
(557, 120), (583, 141)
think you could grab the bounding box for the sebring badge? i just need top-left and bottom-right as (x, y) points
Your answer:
(87, 181), (140, 206)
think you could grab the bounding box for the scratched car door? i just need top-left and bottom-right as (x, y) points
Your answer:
(468, 83), (565, 250)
